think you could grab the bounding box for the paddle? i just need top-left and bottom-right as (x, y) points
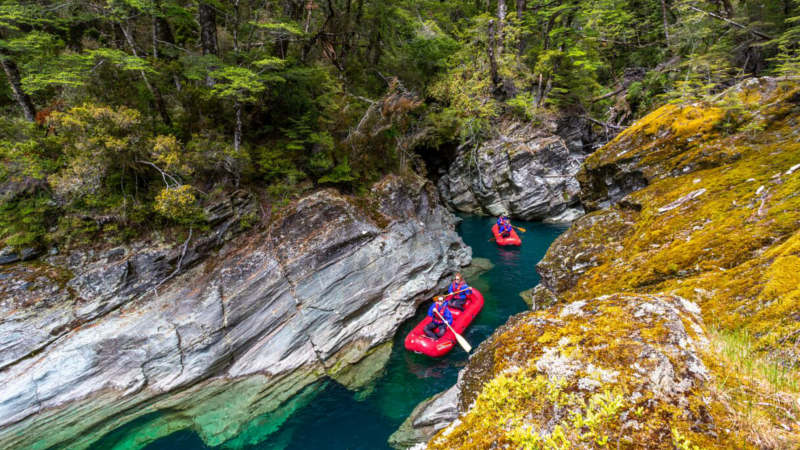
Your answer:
(438, 287), (471, 299)
(512, 225), (526, 232)
(432, 308), (472, 353)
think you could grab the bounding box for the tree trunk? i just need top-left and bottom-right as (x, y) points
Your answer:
(497, 0), (507, 54)
(537, 74), (552, 106)
(340, 0), (353, 66)
(152, 15), (159, 59)
(304, 0), (314, 32)
(198, 1), (219, 87)
(0, 55), (36, 122)
(153, 0), (176, 57)
(356, 0), (364, 25)
(284, 0), (306, 21)
(198, 1), (219, 56)
(232, 0), (240, 52)
(487, 19), (500, 94)
(368, 30), (382, 66)
(660, 0), (670, 46)
(154, 13), (182, 91)
(516, 0), (526, 56)
(713, 0), (734, 18)
(234, 100), (242, 153)
(155, 17), (176, 49)
(119, 23), (172, 126)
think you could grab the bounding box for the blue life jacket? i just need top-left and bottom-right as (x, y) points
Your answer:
(428, 301), (453, 325)
(448, 280), (471, 300)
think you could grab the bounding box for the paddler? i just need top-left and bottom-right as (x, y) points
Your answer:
(446, 272), (472, 310)
(497, 214), (512, 237)
(424, 295), (453, 339)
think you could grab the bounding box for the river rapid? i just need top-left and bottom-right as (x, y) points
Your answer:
(91, 215), (565, 450)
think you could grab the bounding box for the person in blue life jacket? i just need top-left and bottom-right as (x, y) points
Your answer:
(424, 295), (453, 339)
(497, 214), (512, 237)
(446, 272), (472, 310)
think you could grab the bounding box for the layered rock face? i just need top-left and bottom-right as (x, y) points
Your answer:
(418, 78), (800, 449)
(437, 119), (594, 222)
(0, 174), (470, 449)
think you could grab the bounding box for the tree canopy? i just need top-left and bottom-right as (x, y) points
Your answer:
(1, 0), (798, 249)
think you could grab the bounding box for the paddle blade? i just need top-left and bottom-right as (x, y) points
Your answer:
(454, 332), (472, 353)
(515, 226), (526, 232)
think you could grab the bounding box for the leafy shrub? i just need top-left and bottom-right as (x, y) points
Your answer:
(0, 194), (55, 249)
(154, 185), (204, 224)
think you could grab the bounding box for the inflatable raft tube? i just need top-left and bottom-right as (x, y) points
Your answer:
(492, 224), (521, 246)
(404, 289), (484, 357)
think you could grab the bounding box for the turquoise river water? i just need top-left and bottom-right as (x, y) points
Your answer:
(92, 214), (565, 450)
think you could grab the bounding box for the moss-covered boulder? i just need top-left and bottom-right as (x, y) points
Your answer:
(429, 293), (741, 449)
(537, 77), (800, 362)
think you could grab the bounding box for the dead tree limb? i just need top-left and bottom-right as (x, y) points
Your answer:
(686, 4), (773, 40)
(584, 115), (626, 130)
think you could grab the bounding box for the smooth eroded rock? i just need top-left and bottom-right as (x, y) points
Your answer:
(0, 175), (471, 449)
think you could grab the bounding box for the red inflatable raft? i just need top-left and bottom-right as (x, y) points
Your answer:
(404, 289), (484, 357)
(492, 224), (521, 246)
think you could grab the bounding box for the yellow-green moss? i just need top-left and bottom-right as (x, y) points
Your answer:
(555, 80), (800, 358)
(523, 78), (800, 449)
(433, 79), (800, 450)
(431, 293), (745, 449)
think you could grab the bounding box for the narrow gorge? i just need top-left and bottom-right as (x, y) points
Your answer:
(415, 77), (800, 450)
(2, 1), (800, 449)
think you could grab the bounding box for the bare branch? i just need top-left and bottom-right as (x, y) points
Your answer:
(685, 4), (773, 40)
(136, 160), (181, 187)
(583, 115), (626, 130)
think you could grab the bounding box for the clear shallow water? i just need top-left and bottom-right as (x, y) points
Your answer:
(94, 215), (565, 450)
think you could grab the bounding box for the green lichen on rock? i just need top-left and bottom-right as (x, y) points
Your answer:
(543, 78), (800, 361)
(429, 294), (741, 449)
(328, 340), (392, 392)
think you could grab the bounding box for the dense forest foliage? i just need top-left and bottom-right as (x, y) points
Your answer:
(1, 0), (798, 250)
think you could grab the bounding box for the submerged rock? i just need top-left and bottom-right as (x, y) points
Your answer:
(0, 174), (470, 449)
(459, 257), (494, 280)
(389, 383), (461, 450)
(437, 120), (593, 222)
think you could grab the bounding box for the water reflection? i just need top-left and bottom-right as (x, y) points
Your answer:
(496, 247), (521, 266)
(403, 353), (467, 380)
